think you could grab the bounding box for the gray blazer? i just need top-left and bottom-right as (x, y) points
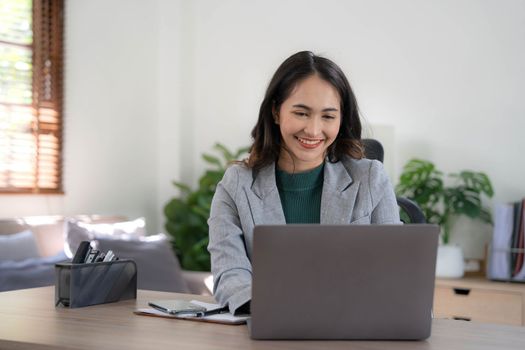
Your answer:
(207, 157), (400, 313)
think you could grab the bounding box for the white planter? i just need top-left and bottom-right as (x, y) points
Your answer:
(436, 245), (465, 278)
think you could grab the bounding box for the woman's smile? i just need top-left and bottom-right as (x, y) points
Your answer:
(295, 136), (324, 149)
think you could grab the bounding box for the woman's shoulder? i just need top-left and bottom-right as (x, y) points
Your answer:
(339, 155), (382, 170)
(339, 156), (386, 180)
(221, 162), (253, 185)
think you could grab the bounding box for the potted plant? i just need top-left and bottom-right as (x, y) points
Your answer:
(396, 159), (494, 278)
(164, 143), (249, 271)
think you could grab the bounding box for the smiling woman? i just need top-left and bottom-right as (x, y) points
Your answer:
(207, 51), (401, 315)
(247, 51), (364, 172)
(274, 75), (342, 173)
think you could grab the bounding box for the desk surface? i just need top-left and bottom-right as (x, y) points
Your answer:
(1, 287), (525, 350)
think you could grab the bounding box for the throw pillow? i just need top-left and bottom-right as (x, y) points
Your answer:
(0, 230), (41, 262)
(64, 217), (146, 258)
(0, 252), (69, 292)
(96, 233), (190, 293)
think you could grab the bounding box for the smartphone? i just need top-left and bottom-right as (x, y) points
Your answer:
(72, 241), (91, 264)
(148, 300), (207, 316)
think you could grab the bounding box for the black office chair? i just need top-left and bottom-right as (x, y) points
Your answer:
(362, 138), (426, 224)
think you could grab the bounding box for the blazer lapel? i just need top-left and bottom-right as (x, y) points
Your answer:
(245, 163), (286, 226)
(245, 160), (359, 225)
(320, 160), (360, 224)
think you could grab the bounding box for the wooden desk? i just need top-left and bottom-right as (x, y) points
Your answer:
(434, 277), (525, 326)
(1, 287), (525, 350)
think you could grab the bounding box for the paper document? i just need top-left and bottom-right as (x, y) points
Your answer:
(135, 300), (250, 325)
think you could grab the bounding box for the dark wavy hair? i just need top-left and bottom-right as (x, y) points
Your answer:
(246, 51), (364, 171)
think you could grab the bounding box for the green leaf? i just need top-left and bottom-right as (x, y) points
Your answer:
(233, 146), (250, 159)
(164, 198), (188, 221)
(396, 159), (443, 200)
(479, 208), (493, 224)
(202, 153), (222, 168)
(452, 171), (494, 198)
(191, 205), (211, 221)
(399, 209), (411, 224)
(199, 170), (225, 190)
(214, 143), (234, 162)
(172, 181), (192, 195)
(197, 193), (213, 209)
(479, 173), (494, 197)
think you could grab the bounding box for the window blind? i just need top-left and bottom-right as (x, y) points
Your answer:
(0, 0), (64, 194)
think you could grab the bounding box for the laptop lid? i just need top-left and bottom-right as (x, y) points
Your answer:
(250, 224), (440, 340)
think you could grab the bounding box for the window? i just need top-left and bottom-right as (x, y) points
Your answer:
(0, 0), (64, 194)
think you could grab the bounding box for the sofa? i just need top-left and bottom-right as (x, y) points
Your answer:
(0, 215), (212, 295)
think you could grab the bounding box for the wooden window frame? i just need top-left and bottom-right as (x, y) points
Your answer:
(0, 0), (64, 194)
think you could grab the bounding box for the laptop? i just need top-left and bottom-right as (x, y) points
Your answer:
(249, 224), (440, 340)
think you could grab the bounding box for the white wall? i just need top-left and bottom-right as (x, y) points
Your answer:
(1, 0), (161, 233)
(156, 0), (185, 233)
(1, 0), (524, 260)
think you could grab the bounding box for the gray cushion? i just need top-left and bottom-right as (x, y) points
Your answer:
(0, 230), (40, 262)
(97, 234), (189, 293)
(64, 218), (146, 258)
(0, 252), (69, 292)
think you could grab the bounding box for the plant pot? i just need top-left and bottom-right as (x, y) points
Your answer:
(435, 245), (465, 278)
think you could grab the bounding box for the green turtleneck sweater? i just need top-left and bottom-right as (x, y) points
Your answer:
(275, 163), (324, 224)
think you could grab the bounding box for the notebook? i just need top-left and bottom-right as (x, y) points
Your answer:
(249, 224), (440, 340)
(134, 300), (249, 325)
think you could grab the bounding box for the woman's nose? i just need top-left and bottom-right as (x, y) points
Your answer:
(304, 116), (322, 137)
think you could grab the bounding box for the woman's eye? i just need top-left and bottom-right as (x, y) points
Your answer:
(294, 111), (308, 117)
(323, 115), (336, 120)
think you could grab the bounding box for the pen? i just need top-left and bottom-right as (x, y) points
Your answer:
(150, 305), (229, 317)
(102, 250), (115, 262)
(190, 306), (229, 317)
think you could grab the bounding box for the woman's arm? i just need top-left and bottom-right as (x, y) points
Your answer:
(207, 166), (253, 314)
(368, 160), (401, 224)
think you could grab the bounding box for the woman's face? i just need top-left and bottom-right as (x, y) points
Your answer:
(275, 74), (341, 173)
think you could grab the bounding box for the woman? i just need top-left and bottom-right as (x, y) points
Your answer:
(208, 51), (400, 314)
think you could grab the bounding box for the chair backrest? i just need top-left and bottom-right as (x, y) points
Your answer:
(362, 139), (385, 163)
(362, 138), (426, 224)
